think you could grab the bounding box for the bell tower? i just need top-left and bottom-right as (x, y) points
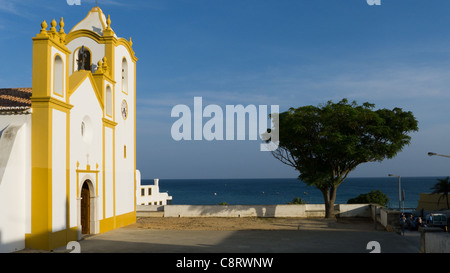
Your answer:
(31, 18), (71, 99)
(27, 18), (75, 250)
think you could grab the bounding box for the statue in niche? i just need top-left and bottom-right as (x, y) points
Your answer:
(76, 46), (91, 71)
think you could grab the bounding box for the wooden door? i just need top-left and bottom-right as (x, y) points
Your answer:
(81, 182), (90, 234)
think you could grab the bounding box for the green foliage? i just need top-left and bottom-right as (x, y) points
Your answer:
(431, 176), (450, 209)
(218, 201), (228, 206)
(287, 197), (307, 204)
(269, 98), (418, 217)
(347, 190), (389, 207)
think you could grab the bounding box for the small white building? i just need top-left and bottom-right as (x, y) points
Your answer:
(136, 171), (172, 206)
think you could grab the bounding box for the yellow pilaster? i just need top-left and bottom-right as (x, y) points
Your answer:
(26, 105), (52, 250)
(103, 15), (116, 82)
(26, 19), (73, 251)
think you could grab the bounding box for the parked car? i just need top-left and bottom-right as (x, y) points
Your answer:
(425, 213), (447, 228)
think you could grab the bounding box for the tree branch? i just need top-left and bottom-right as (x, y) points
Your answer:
(271, 147), (297, 169)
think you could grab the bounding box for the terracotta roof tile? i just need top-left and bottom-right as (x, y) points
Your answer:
(0, 88), (32, 110)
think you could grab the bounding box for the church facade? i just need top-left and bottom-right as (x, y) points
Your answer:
(0, 7), (137, 252)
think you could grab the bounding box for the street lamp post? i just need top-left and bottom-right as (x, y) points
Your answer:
(388, 174), (402, 212)
(428, 152), (450, 158)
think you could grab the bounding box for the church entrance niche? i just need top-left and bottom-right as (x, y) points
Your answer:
(81, 181), (91, 234)
(76, 45), (91, 71)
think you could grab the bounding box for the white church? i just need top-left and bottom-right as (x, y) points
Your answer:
(0, 7), (138, 252)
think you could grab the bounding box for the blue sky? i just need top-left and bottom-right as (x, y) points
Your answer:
(2, 0), (450, 179)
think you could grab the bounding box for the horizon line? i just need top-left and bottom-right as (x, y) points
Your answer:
(140, 175), (447, 180)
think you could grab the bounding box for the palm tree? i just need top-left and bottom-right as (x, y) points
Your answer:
(431, 176), (450, 209)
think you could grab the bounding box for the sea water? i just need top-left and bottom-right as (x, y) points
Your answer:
(141, 176), (444, 210)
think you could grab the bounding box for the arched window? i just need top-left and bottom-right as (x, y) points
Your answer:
(54, 55), (64, 96)
(106, 85), (112, 117)
(122, 57), (128, 93)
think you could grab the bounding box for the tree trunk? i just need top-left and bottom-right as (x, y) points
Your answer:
(320, 185), (338, 218)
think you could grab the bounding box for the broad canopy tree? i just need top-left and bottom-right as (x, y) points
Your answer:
(269, 99), (418, 218)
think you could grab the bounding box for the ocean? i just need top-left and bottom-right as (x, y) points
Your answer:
(141, 176), (445, 210)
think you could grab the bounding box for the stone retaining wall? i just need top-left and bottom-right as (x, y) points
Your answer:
(161, 204), (371, 218)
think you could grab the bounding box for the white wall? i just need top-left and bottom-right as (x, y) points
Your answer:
(114, 45), (135, 216)
(69, 77), (104, 227)
(0, 115), (31, 252)
(424, 232), (450, 253)
(338, 204), (371, 217)
(163, 204), (371, 218)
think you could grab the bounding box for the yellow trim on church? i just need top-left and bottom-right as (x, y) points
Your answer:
(66, 31), (138, 63)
